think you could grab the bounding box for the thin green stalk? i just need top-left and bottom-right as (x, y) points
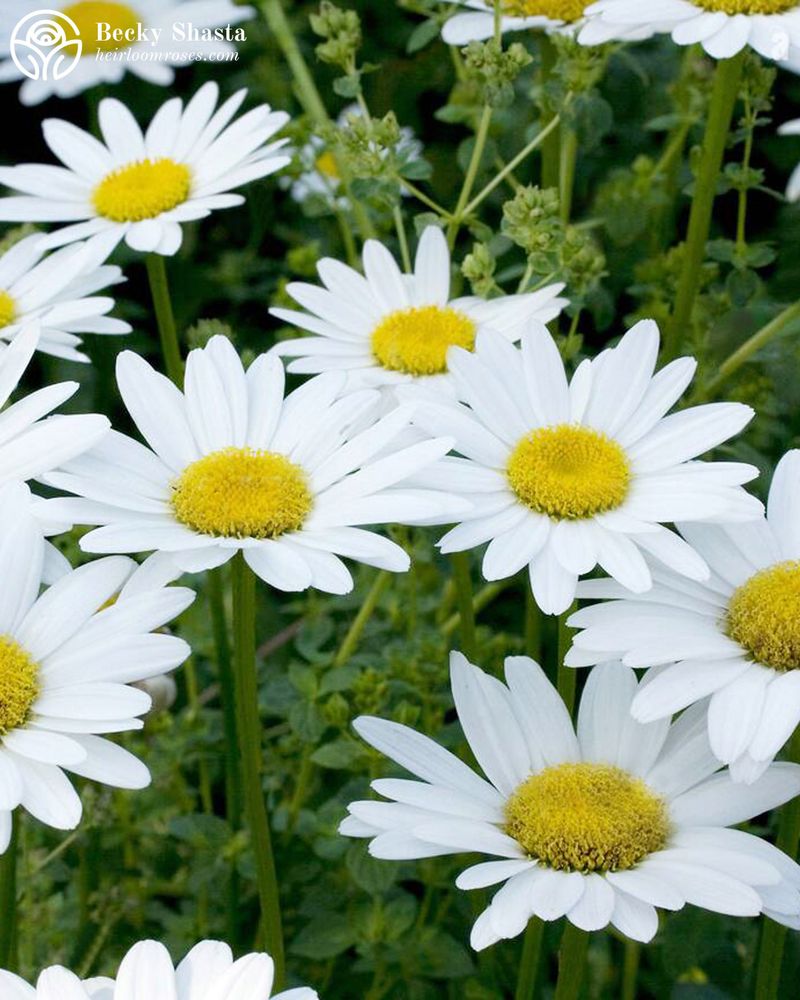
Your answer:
(665, 51), (746, 360)
(334, 570), (391, 668)
(559, 128), (578, 225)
(393, 206), (412, 273)
(441, 580), (510, 637)
(450, 552), (477, 660)
(556, 602), (577, 716)
(231, 553), (285, 983)
(0, 822), (18, 971)
(553, 922), (589, 1000)
(753, 728), (800, 999)
(621, 939), (640, 1000)
(702, 300), (800, 399)
(524, 587), (542, 663)
(539, 35), (560, 190)
(397, 177), (453, 219)
(514, 917), (545, 1000)
(448, 103), (493, 246)
(736, 94), (753, 252)
(145, 254), (183, 385)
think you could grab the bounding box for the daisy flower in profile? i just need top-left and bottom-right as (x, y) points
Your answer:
(411, 319), (760, 615)
(0, 481), (194, 853)
(0, 1), (254, 106)
(342, 654), (800, 949)
(567, 450), (800, 784)
(779, 117), (800, 201)
(0, 939), (317, 999)
(39, 335), (466, 593)
(271, 226), (567, 391)
(0, 82), (290, 257)
(0, 233), (130, 361)
(579, 0), (800, 59)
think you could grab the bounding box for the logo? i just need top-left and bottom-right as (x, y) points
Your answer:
(10, 9), (82, 82)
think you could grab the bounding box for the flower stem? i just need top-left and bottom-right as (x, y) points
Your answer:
(559, 127), (578, 225)
(450, 552), (477, 660)
(665, 50), (746, 360)
(334, 570), (391, 668)
(753, 728), (800, 999)
(524, 587), (542, 663)
(0, 821), (18, 971)
(556, 603), (577, 716)
(553, 921), (589, 1000)
(448, 104), (493, 248)
(231, 552), (285, 983)
(514, 916), (545, 1000)
(621, 939), (640, 1000)
(539, 35), (560, 190)
(145, 254), (183, 386)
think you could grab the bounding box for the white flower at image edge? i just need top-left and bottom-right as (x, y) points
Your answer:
(271, 226), (568, 392)
(0, 82), (290, 257)
(342, 654), (800, 949)
(410, 319), (761, 615)
(580, 0), (800, 60)
(779, 117), (800, 201)
(0, 0), (255, 106)
(0, 939), (317, 999)
(39, 335), (468, 593)
(567, 449), (800, 784)
(0, 233), (130, 362)
(0, 481), (195, 852)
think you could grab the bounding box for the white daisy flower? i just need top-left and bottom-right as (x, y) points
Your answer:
(0, 938), (317, 1000)
(0, 82), (290, 257)
(410, 319), (761, 615)
(0, 0), (254, 106)
(0, 480), (195, 853)
(38, 335), (468, 594)
(0, 321), (109, 490)
(779, 117), (800, 201)
(0, 233), (130, 362)
(579, 0), (800, 60)
(342, 654), (800, 949)
(567, 449), (800, 784)
(270, 226), (568, 392)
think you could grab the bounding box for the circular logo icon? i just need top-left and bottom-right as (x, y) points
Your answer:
(10, 9), (83, 82)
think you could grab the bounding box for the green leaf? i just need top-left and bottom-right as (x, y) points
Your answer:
(310, 738), (365, 769)
(407, 19), (439, 54)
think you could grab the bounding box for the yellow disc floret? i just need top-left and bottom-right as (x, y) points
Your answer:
(92, 159), (191, 223)
(62, 2), (142, 54)
(695, 0), (795, 13)
(371, 305), (476, 376)
(507, 424), (631, 520)
(171, 447), (313, 540)
(315, 151), (340, 181)
(0, 636), (39, 736)
(503, 0), (587, 20)
(0, 291), (16, 329)
(727, 561), (800, 671)
(505, 762), (670, 872)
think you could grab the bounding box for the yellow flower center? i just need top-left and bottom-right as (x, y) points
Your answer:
(0, 291), (16, 329)
(370, 305), (476, 377)
(507, 424), (631, 520)
(694, 0), (795, 13)
(315, 150), (340, 180)
(61, 2), (142, 54)
(503, 0), (588, 20)
(171, 447), (313, 540)
(505, 762), (670, 873)
(92, 159), (191, 223)
(727, 561), (800, 671)
(0, 636), (39, 736)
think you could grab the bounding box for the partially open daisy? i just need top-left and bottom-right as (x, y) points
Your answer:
(411, 319), (760, 615)
(0, 1), (254, 106)
(271, 226), (567, 391)
(567, 450), (800, 784)
(0, 82), (289, 257)
(39, 335), (466, 593)
(0, 481), (194, 853)
(342, 654), (800, 948)
(0, 234), (130, 362)
(580, 0), (800, 59)
(0, 939), (317, 1000)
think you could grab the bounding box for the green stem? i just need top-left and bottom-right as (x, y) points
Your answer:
(441, 580), (510, 637)
(665, 51), (746, 360)
(554, 922), (589, 1000)
(621, 939), (640, 1000)
(514, 917), (545, 1000)
(0, 821), (18, 972)
(396, 178), (453, 219)
(231, 553), (285, 982)
(753, 728), (800, 1000)
(524, 587), (542, 663)
(539, 35), (560, 190)
(393, 206), (412, 273)
(334, 570), (391, 668)
(556, 603), (577, 716)
(736, 94), (753, 251)
(702, 300), (800, 399)
(450, 552), (477, 660)
(145, 254), (183, 385)
(559, 128), (578, 225)
(448, 104), (493, 247)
